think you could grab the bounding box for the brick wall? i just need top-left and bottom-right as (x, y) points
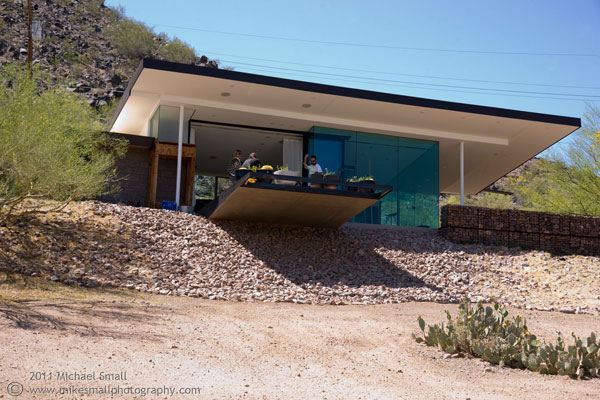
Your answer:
(440, 205), (600, 255)
(97, 146), (149, 206)
(155, 158), (180, 204)
(98, 144), (187, 207)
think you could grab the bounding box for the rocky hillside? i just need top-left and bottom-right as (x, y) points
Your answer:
(487, 157), (540, 193)
(0, 0), (217, 109)
(1, 201), (598, 314)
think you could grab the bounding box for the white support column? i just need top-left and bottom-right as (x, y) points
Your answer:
(190, 128), (196, 207)
(175, 105), (184, 208)
(460, 141), (465, 206)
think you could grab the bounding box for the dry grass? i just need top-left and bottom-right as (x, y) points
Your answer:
(0, 271), (155, 304)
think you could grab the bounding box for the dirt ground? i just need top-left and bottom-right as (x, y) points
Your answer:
(0, 276), (599, 400)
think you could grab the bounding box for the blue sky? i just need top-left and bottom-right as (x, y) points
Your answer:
(106, 0), (600, 148)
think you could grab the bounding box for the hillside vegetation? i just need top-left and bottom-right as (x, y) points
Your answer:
(0, 66), (127, 223)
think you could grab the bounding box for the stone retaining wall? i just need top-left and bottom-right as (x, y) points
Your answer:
(440, 205), (600, 255)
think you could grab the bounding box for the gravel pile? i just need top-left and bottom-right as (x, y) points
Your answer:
(2, 201), (599, 314)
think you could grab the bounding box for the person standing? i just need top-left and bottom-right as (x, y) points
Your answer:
(303, 153), (322, 176)
(303, 154), (323, 187)
(227, 149), (243, 183)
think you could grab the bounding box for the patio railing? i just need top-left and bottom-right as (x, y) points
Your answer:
(236, 171), (393, 198)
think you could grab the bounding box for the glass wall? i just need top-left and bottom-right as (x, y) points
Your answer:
(309, 127), (439, 228)
(148, 105), (194, 143)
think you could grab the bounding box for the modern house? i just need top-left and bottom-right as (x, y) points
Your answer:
(107, 58), (580, 228)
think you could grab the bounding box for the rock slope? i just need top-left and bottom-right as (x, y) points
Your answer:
(1, 201), (598, 314)
(0, 0), (217, 108)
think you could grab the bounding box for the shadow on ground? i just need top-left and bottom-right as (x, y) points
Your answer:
(216, 220), (443, 293)
(0, 298), (169, 340)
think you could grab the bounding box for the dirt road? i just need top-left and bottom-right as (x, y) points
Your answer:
(0, 280), (599, 399)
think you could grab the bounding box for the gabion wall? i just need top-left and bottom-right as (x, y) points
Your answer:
(440, 205), (600, 255)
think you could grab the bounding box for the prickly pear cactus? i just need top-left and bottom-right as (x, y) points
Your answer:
(413, 299), (600, 378)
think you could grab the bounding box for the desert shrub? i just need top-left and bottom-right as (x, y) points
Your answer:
(414, 299), (600, 378)
(104, 17), (158, 59)
(97, 97), (119, 124)
(75, 0), (107, 18)
(158, 37), (196, 64)
(442, 192), (515, 210)
(0, 66), (127, 224)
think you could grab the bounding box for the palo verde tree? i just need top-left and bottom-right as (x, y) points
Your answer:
(0, 65), (126, 224)
(511, 105), (600, 216)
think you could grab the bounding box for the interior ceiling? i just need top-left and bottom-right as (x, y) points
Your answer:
(110, 66), (580, 194)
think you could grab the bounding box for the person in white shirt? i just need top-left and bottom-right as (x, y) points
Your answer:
(303, 154), (323, 187)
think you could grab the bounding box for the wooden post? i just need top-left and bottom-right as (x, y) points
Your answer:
(184, 157), (195, 206)
(147, 145), (159, 208)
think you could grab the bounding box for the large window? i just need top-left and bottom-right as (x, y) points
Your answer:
(309, 127), (439, 228)
(148, 105), (194, 143)
(191, 122), (304, 201)
(194, 175), (232, 200)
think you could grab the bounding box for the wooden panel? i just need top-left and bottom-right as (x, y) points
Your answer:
(155, 141), (196, 159)
(209, 187), (378, 228)
(147, 141), (196, 208)
(184, 157), (195, 206)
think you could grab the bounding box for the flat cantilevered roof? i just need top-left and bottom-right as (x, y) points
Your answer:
(109, 59), (580, 194)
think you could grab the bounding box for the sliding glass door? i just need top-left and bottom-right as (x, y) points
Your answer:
(309, 127), (439, 228)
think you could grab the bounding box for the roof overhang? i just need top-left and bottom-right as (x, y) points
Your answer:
(109, 59), (581, 194)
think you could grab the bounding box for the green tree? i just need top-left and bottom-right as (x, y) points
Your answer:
(511, 105), (600, 215)
(0, 66), (126, 224)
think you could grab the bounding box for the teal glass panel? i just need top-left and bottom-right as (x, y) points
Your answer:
(309, 127), (439, 228)
(354, 132), (398, 224)
(309, 127), (352, 177)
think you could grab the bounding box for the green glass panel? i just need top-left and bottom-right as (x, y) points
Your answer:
(309, 126), (439, 228)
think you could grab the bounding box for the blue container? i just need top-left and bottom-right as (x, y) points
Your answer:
(161, 201), (177, 211)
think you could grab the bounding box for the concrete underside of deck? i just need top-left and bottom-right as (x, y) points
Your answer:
(206, 185), (380, 228)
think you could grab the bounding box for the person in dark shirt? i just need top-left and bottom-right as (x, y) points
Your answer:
(227, 150), (243, 183)
(241, 152), (261, 169)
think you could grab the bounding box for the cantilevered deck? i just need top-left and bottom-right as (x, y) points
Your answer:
(200, 173), (392, 228)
